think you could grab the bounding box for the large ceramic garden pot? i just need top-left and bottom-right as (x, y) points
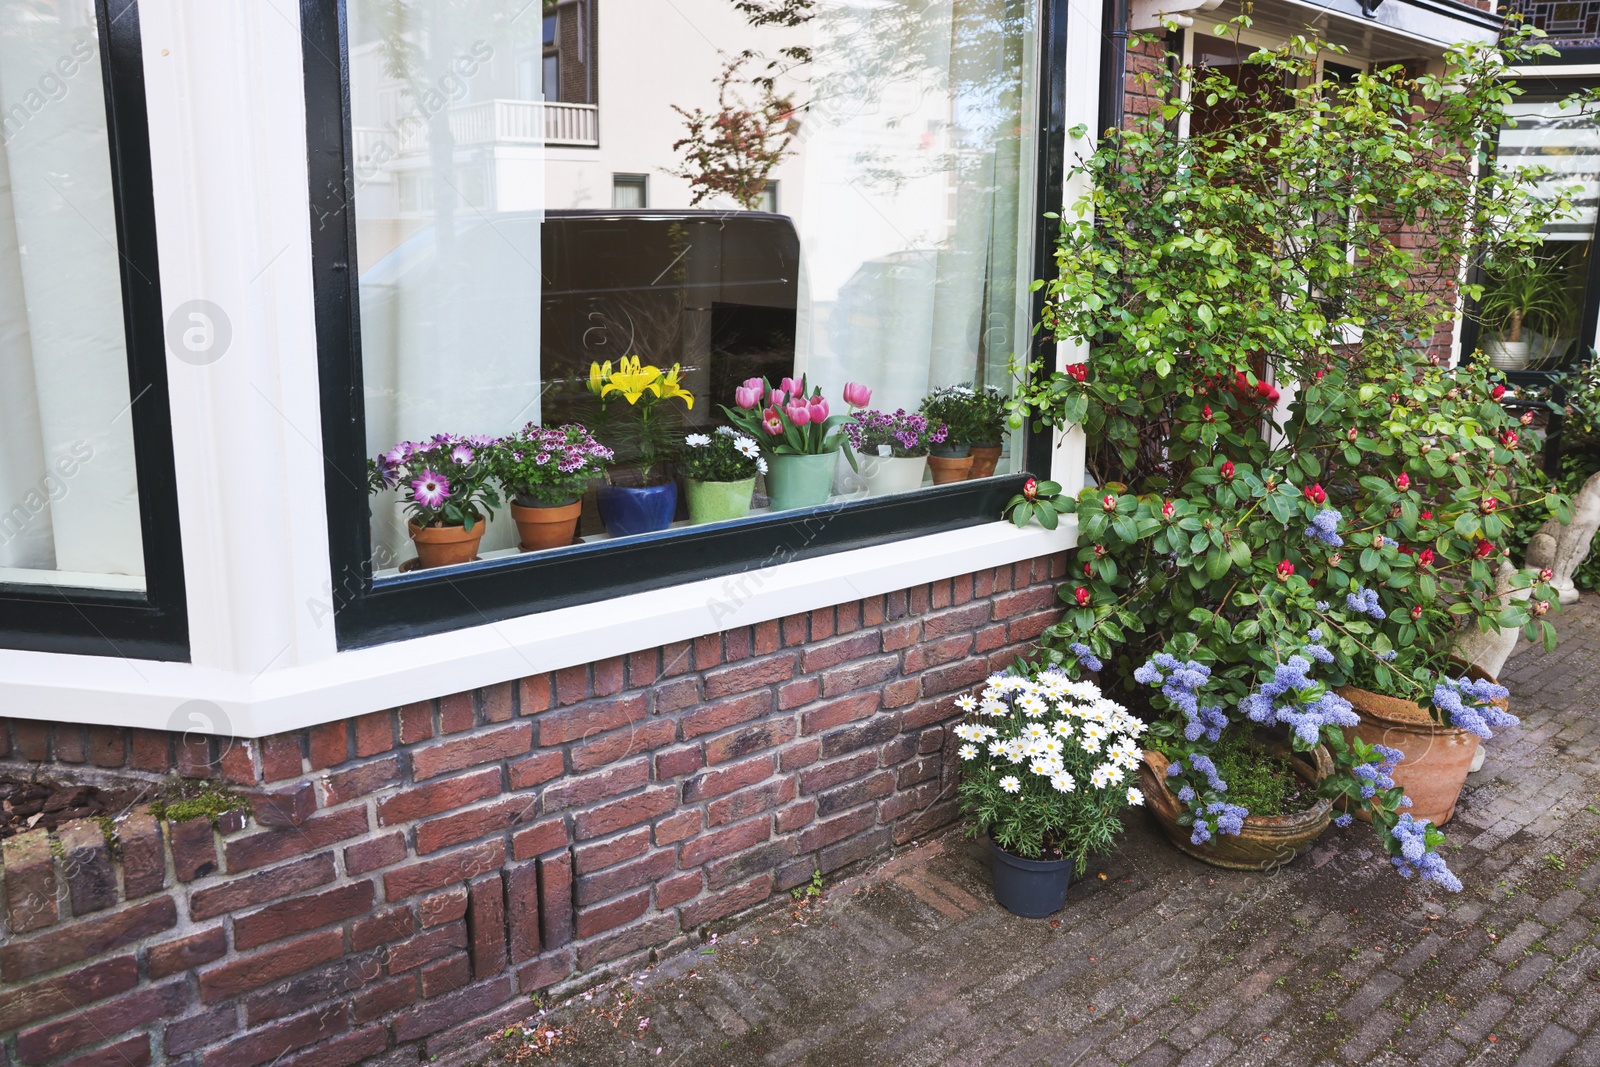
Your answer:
(597, 483), (678, 537)
(927, 444), (975, 485)
(1334, 670), (1504, 827)
(1140, 747), (1334, 871)
(685, 477), (755, 524)
(969, 444), (1003, 479)
(766, 451), (837, 511)
(1483, 337), (1531, 372)
(860, 453), (927, 496)
(408, 521), (484, 569)
(510, 498), (581, 551)
(987, 839), (1072, 918)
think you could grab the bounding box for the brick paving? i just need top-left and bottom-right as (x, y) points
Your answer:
(486, 597), (1600, 1067)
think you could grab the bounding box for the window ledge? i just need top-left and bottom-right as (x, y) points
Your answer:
(0, 519), (1075, 738)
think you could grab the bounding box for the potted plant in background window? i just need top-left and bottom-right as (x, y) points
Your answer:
(681, 428), (766, 524)
(953, 659), (1149, 917)
(370, 435), (502, 569)
(919, 385), (978, 483)
(844, 409), (948, 496)
(490, 423), (613, 551)
(967, 384), (1010, 478)
(587, 356), (695, 536)
(722, 375), (858, 511)
(1476, 254), (1573, 371)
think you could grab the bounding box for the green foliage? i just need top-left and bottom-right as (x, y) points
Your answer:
(152, 779), (247, 825)
(1004, 478), (1071, 530)
(920, 384), (1009, 447)
(1200, 732), (1302, 817)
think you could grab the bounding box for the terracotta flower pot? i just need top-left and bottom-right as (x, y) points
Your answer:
(927, 453), (975, 484)
(1139, 747), (1334, 871)
(1335, 674), (1499, 827)
(407, 521), (484, 569)
(969, 444), (1003, 479)
(510, 499), (581, 552)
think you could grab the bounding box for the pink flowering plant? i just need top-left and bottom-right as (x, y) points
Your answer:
(721, 374), (860, 463)
(370, 434), (502, 531)
(490, 424), (613, 506)
(952, 661), (1150, 869)
(844, 409), (948, 458)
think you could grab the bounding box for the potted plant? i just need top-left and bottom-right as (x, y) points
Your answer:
(721, 375), (858, 511)
(489, 423), (614, 551)
(680, 428), (766, 524)
(920, 384), (1009, 481)
(843, 409), (947, 496)
(369, 435), (502, 569)
(1476, 254), (1573, 371)
(952, 662), (1149, 917)
(586, 356), (695, 536)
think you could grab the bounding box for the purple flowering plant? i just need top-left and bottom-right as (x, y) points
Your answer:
(845, 408), (949, 458)
(490, 423), (614, 507)
(370, 434), (502, 532)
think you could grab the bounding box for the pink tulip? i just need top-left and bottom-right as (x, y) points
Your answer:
(809, 396), (829, 421)
(769, 388), (787, 408)
(779, 377), (801, 397)
(742, 377), (763, 392)
(842, 382), (872, 408)
(785, 399), (812, 426)
(762, 407), (784, 435)
(734, 384), (762, 410)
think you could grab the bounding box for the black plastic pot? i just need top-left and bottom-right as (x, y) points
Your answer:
(987, 840), (1073, 917)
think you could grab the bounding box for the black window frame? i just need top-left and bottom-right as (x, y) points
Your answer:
(0, 0), (187, 662)
(301, 0), (1068, 651)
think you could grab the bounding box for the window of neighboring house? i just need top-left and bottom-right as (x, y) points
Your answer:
(612, 174), (647, 209)
(0, 0), (186, 658)
(543, 13), (560, 99)
(1479, 91), (1600, 377)
(307, 0), (1063, 648)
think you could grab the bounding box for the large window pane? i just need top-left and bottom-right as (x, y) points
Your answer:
(351, 0), (1039, 574)
(0, 0), (143, 591)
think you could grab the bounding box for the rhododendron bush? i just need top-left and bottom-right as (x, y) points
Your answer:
(1010, 29), (1589, 886)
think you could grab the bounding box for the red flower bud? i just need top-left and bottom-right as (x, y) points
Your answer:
(1315, 369), (1326, 380)
(1418, 548), (1435, 567)
(1499, 430), (1518, 448)
(1220, 461), (1235, 480)
(1065, 363), (1088, 382)
(1328, 552), (1342, 567)
(1304, 483), (1327, 505)
(1348, 427), (1359, 442)
(1396, 473), (1410, 491)
(1398, 544), (1414, 556)
(1276, 559), (1294, 581)
(1022, 477), (1038, 501)
(1474, 539), (1495, 559)
(1102, 494), (1117, 511)
(1411, 604), (1423, 620)
(1539, 567), (1554, 583)
(1093, 543), (1107, 558)
(1421, 510), (1433, 521)
(1492, 383), (1507, 400)
(1520, 410), (1535, 425)
(1201, 404), (1214, 422)
(1161, 499), (1175, 520)
(1083, 561), (1093, 577)
(1482, 497), (1498, 514)
(1534, 599), (1551, 616)
(1074, 586), (1091, 607)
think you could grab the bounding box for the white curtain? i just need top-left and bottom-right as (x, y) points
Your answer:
(794, 0), (1037, 413)
(350, 0), (544, 565)
(0, 0), (143, 585)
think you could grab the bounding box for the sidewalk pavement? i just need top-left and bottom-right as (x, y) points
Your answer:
(483, 597), (1600, 1067)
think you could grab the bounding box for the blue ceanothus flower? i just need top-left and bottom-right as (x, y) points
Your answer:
(1068, 642), (1103, 673)
(1390, 814), (1463, 892)
(1346, 586), (1386, 620)
(1239, 654), (1359, 746)
(1304, 508), (1344, 547)
(1432, 676), (1518, 739)
(1135, 654), (1226, 743)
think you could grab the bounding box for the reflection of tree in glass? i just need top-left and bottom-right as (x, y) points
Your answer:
(670, 54), (801, 210)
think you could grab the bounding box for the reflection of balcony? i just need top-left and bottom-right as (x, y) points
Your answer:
(1501, 0), (1600, 47)
(354, 100), (599, 168)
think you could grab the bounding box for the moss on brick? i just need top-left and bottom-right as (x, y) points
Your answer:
(151, 778), (247, 825)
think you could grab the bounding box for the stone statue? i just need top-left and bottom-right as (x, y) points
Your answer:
(1452, 559), (1532, 681)
(1524, 469), (1600, 605)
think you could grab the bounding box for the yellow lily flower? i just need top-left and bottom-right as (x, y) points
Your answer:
(586, 360), (612, 396)
(656, 363), (696, 409)
(601, 355), (663, 405)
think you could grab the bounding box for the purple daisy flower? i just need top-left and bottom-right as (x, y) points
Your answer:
(412, 470), (450, 508)
(451, 444), (474, 465)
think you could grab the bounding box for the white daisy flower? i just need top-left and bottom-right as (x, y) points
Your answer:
(953, 723), (985, 742)
(1003, 740), (1028, 764)
(733, 437), (761, 459)
(1063, 681), (1101, 701)
(1017, 695), (1049, 718)
(1051, 720), (1074, 737)
(954, 694), (978, 711)
(988, 740), (1007, 757)
(999, 776), (1022, 794)
(1022, 723), (1049, 741)
(1041, 737), (1064, 757)
(1025, 738), (1051, 758)
(1089, 765), (1114, 789)
(685, 433), (711, 447)
(980, 699), (1009, 717)
(1081, 722), (1108, 743)
(1078, 736), (1102, 754)
(1127, 787), (1145, 806)
(981, 686), (1004, 702)
(1030, 758), (1056, 777)
(1051, 772), (1076, 793)
(958, 744), (979, 760)
(756, 457), (769, 475)
(1094, 763), (1125, 787)
(715, 425), (738, 437)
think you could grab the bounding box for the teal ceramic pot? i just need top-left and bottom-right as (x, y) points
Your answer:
(766, 451), (837, 511)
(685, 477), (755, 524)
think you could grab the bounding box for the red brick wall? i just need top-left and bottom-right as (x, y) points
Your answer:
(0, 555), (1066, 1067)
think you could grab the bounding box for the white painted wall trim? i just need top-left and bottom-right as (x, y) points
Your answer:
(0, 520), (1074, 738)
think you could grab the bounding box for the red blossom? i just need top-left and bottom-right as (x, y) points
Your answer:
(1161, 499), (1175, 520)
(1276, 559), (1294, 581)
(1538, 567), (1554, 583)
(1396, 472), (1410, 491)
(1065, 363), (1088, 382)
(1418, 548), (1435, 567)
(1022, 477), (1038, 501)
(1499, 430), (1518, 448)
(1482, 497), (1498, 514)
(1102, 494), (1117, 511)
(1304, 483), (1327, 505)
(1421, 510), (1433, 521)
(1411, 604), (1423, 620)
(1074, 586), (1091, 607)
(1491, 384), (1507, 400)
(1220, 461), (1235, 481)
(1474, 539), (1496, 559)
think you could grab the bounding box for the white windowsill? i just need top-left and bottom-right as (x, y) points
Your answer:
(0, 519), (1075, 739)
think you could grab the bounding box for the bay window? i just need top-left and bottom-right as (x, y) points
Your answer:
(307, 0), (1065, 648)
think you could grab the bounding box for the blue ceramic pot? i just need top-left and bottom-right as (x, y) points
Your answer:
(597, 483), (678, 537)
